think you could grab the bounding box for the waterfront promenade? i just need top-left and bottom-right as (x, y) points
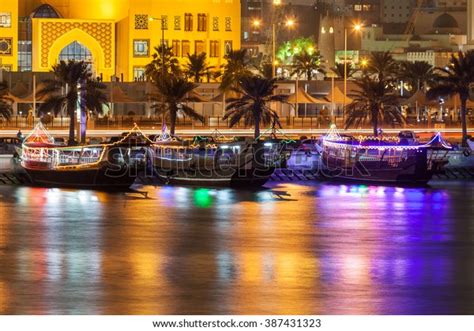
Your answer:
(1, 127), (472, 140)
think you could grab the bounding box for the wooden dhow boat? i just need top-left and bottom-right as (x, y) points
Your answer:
(16, 123), (151, 190)
(150, 130), (276, 188)
(319, 126), (452, 185)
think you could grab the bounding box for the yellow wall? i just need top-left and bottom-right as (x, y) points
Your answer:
(22, 0), (241, 82)
(20, 0), (130, 21)
(120, 0), (241, 81)
(116, 16), (130, 80)
(0, 1), (18, 71)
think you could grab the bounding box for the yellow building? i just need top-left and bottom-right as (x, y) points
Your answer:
(1, 0), (241, 81)
(0, 1), (18, 71)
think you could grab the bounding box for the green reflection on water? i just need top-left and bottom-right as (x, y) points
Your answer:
(194, 188), (213, 208)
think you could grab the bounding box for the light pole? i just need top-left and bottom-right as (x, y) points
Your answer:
(272, 21), (276, 78)
(149, 16), (166, 77)
(343, 23), (362, 121)
(150, 16), (167, 125)
(272, 0), (281, 78)
(252, 16), (295, 79)
(326, 71), (338, 123)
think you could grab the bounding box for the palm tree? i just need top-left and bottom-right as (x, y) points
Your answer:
(184, 52), (214, 83)
(254, 62), (273, 80)
(398, 61), (435, 92)
(346, 75), (404, 136)
(427, 51), (474, 143)
(37, 61), (108, 145)
(145, 45), (181, 82)
(332, 63), (358, 80)
(224, 75), (288, 139)
(152, 75), (205, 135)
(291, 50), (325, 80)
(367, 51), (398, 82)
(0, 81), (13, 121)
(250, 53), (273, 79)
(220, 49), (252, 91)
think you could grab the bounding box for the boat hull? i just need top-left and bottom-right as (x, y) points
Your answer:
(320, 154), (434, 185)
(153, 141), (275, 188)
(20, 163), (137, 190)
(319, 169), (432, 185)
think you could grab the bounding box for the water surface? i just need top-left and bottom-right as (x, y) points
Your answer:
(0, 181), (473, 314)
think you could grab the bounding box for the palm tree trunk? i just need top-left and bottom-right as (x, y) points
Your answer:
(254, 117), (260, 140)
(372, 106), (379, 137)
(68, 109), (75, 145)
(460, 95), (468, 145)
(170, 106), (177, 136)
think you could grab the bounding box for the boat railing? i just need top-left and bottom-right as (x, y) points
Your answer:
(21, 144), (107, 169)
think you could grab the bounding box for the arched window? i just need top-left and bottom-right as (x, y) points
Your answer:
(31, 4), (61, 18)
(59, 41), (93, 63)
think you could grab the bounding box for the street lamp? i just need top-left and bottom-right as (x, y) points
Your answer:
(285, 18), (295, 28)
(274, 17), (296, 78)
(251, 19), (261, 28)
(253, 15), (296, 78)
(343, 22), (363, 120)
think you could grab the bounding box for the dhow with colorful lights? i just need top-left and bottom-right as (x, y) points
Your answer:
(151, 132), (276, 188)
(319, 126), (452, 185)
(15, 123), (147, 190)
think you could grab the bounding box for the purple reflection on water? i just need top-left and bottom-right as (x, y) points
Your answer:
(314, 183), (472, 314)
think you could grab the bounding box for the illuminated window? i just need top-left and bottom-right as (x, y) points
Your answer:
(0, 12), (11, 28)
(133, 67), (146, 81)
(172, 40), (180, 57)
(59, 41), (92, 63)
(31, 4), (61, 18)
(133, 40), (149, 57)
(182, 40), (190, 56)
(184, 13), (193, 31)
(224, 40), (233, 55)
(225, 17), (232, 31)
(197, 14), (207, 32)
(354, 4), (362, 11)
(161, 15), (168, 30)
(174, 16), (181, 30)
(212, 17), (219, 31)
(209, 40), (219, 58)
(195, 40), (205, 55)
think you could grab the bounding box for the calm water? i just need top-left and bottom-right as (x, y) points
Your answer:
(0, 181), (474, 315)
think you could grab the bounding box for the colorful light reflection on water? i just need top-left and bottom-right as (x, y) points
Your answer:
(0, 181), (473, 314)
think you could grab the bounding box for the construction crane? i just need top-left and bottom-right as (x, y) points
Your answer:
(404, 0), (426, 38)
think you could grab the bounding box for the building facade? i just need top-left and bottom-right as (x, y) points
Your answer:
(0, 1), (18, 71)
(382, 0), (415, 24)
(0, 0), (241, 82)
